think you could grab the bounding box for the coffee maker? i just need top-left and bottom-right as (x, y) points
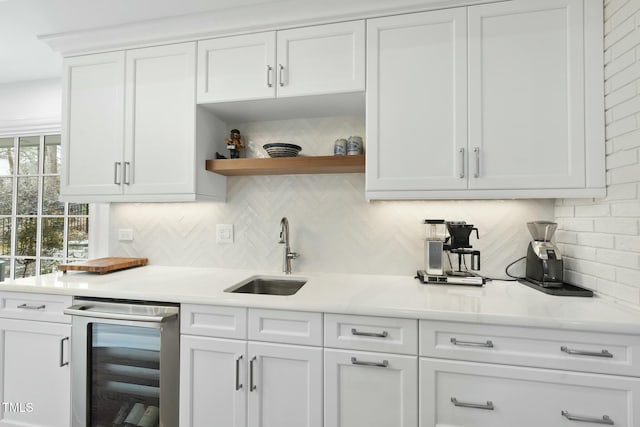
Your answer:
(525, 221), (563, 287)
(419, 220), (485, 286)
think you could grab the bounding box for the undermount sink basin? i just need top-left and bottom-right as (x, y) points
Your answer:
(225, 277), (307, 296)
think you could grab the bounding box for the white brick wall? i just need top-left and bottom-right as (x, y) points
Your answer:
(556, 0), (640, 307)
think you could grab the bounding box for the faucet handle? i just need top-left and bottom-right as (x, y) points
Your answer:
(288, 252), (300, 260)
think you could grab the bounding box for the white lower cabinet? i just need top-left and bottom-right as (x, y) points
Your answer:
(420, 357), (640, 427)
(0, 293), (71, 427)
(180, 335), (247, 427)
(248, 342), (322, 427)
(324, 349), (418, 427)
(180, 305), (323, 427)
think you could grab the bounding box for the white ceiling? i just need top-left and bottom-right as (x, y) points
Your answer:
(0, 0), (276, 84)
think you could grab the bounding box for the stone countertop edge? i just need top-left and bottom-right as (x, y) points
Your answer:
(1, 265), (639, 335)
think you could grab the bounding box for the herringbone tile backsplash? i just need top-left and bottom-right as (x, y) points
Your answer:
(110, 116), (554, 278)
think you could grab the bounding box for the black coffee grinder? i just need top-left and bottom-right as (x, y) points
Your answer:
(524, 221), (563, 287)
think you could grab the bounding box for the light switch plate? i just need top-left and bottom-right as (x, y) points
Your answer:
(216, 224), (234, 244)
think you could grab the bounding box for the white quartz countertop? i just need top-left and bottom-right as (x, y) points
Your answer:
(2, 265), (640, 334)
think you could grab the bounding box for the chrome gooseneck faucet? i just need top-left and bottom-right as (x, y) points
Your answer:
(278, 217), (299, 274)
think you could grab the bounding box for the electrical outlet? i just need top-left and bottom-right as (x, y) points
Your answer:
(118, 229), (134, 241)
(216, 224), (234, 244)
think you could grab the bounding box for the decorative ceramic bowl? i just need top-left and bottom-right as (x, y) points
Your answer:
(263, 143), (302, 158)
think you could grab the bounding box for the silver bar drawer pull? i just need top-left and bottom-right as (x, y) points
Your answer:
(351, 328), (388, 338)
(459, 148), (465, 178)
(561, 346), (613, 358)
(451, 337), (494, 348)
(451, 397), (494, 410)
(561, 410), (614, 425)
(351, 357), (388, 368)
(17, 303), (46, 311)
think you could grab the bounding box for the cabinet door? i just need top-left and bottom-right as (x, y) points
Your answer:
(197, 32), (276, 103)
(247, 342), (322, 427)
(366, 10), (468, 193)
(0, 319), (70, 427)
(276, 21), (365, 98)
(468, 0), (585, 190)
(420, 358), (640, 427)
(325, 349), (418, 427)
(124, 42), (196, 195)
(179, 335), (246, 427)
(61, 52), (125, 197)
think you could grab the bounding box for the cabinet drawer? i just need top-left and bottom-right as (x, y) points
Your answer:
(248, 308), (322, 346)
(181, 304), (247, 339)
(325, 314), (417, 355)
(0, 292), (72, 323)
(420, 358), (640, 427)
(420, 320), (640, 377)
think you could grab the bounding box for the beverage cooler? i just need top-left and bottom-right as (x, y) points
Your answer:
(64, 298), (179, 427)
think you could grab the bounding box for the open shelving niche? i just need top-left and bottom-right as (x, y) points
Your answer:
(199, 92), (366, 177)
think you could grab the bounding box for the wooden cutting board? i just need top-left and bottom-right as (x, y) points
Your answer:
(58, 257), (148, 274)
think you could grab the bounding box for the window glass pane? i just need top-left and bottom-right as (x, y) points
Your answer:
(40, 259), (61, 275)
(69, 203), (89, 216)
(0, 218), (11, 256)
(14, 258), (36, 279)
(0, 258), (8, 281)
(0, 138), (14, 176)
(41, 217), (64, 257)
(44, 135), (61, 174)
(17, 176), (39, 215)
(68, 216), (89, 259)
(15, 217), (37, 256)
(18, 136), (40, 175)
(42, 176), (63, 215)
(0, 177), (12, 215)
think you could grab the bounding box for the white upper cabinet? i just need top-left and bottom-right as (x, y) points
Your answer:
(197, 32), (277, 103)
(123, 43), (196, 196)
(276, 21), (365, 98)
(197, 20), (365, 104)
(366, 0), (605, 199)
(366, 9), (468, 193)
(62, 52), (125, 197)
(61, 42), (226, 202)
(467, 0), (586, 191)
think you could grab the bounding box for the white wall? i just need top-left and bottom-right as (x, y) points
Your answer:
(0, 79), (61, 135)
(555, 0), (640, 307)
(109, 116), (554, 277)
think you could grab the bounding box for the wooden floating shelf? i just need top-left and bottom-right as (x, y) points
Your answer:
(205, 155), (365, 176)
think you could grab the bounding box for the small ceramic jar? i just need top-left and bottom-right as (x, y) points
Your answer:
(334, 138), (347, 156)
(346, 136), (364, 155)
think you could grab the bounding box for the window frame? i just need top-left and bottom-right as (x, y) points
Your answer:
(0, 131), (92, 280)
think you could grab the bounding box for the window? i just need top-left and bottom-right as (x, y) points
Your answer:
(0, 134), (89, 280)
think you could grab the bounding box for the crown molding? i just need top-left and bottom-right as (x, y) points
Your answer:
(39, 0), (502, 56)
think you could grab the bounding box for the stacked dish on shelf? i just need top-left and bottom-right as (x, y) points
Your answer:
(263, 143), (302, 158)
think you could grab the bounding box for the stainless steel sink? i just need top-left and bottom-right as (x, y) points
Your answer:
(225, 277), (307, 296)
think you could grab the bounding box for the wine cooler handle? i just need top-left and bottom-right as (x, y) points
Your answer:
(64, 305), (177, 323)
